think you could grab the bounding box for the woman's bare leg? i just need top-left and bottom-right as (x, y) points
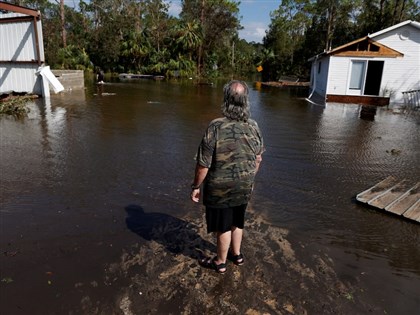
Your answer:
(216, 231), (231, 264)
(231, 227), (243, 256)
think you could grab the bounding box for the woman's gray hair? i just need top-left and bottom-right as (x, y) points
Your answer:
(222, 80), (250, 122)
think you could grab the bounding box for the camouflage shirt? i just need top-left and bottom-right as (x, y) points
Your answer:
(196, 117), (264, 208)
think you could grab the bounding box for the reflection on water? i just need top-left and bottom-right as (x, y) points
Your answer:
(359, 105), (377, 121)
(1, 80), (419, 313)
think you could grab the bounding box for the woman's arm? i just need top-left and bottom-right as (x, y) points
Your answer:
(190, 164), (209, 203)
(255, 154), (262, 173)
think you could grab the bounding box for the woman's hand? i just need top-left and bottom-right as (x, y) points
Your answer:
(191, 188), (201, 203)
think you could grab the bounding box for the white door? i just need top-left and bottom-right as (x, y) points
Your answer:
(348, 60), (384, 96)
(348, 60), (366, 95)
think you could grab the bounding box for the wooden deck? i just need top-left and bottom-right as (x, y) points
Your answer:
(356, 176), (420, 223)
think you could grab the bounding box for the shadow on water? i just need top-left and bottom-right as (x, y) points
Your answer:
(124, 204), (216, 260)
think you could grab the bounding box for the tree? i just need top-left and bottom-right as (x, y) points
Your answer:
(83, 0), (143, 71)
(175, 21), (203, 60)
(355, 0), (420, 36)
(263, 0), (313, 79)
(180, 0), (241, 76)
(139, 0), (175, 75)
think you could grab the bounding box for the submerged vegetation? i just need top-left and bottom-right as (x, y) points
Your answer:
(0, 95), (35, 116)
(7, 0), (420, 80)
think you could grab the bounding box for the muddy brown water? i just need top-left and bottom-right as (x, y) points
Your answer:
(1, 80), (419, 315)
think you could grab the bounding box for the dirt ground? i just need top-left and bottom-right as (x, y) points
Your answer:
(1, 203), (382, 315)
(74, 205), (376, 315)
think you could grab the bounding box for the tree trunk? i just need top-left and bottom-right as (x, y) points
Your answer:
(325, 4), (336, 51)
(60, 0), (66, 48)
(379, 0), (386, 26)
(197, 0), (205, 77)
(398, 0), (407, 23)
(392, 0), (400, 25)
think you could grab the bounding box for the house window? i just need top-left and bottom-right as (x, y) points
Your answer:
(318, 61), (322, 74)
(349, 61), (365, 90)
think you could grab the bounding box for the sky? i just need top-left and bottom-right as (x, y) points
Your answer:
(237, 0), (280, 43)
(61, 0), (281, 43)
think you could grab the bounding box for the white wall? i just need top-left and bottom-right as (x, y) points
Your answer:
(372, 24), (420, 105)
(327, 56), (393, 96)
(0, 13), (45, 94)
(326, 56), (351, 95)
(311, 57), (330, 97)
(0, 64), (42, 93)
(0, 13), (44, 61)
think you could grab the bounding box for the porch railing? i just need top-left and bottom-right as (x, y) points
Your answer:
(402, 89), (420, 110)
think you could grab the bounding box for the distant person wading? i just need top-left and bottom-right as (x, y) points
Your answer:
(190, 80), (265, 274)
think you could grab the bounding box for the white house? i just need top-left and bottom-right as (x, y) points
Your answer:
(308, 20), (420, 107)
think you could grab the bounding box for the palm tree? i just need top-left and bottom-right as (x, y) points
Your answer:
(120, 31), (150, 72)
(175, 21), (202, 61)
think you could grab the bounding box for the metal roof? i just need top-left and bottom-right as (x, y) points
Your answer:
(368, 20), (420, 38)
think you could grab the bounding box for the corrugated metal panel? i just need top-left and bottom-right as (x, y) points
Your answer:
(0, 10), (45, 94)
(0, 13), (44, 61)
(0, 64), (42, 94)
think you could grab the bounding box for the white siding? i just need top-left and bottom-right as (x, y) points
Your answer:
(311, 56), (330, 97)
(372, 24), (420, 105)
(0, 13), (44, 61)
(326, 57), (351, 95)
(0, 12), (44, 94)
(0, 64), (42, 93)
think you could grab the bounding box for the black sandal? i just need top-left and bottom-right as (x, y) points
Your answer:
(199, 256), (227, 274)
(229, 252), (244, 266)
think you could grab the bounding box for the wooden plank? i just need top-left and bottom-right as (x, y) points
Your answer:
(385, 182), (420, 215)
(357, 177), (420, 223)
(402, 199), (420, 222)
(356, 176), (398, 203)
(368, 179), (412, 209)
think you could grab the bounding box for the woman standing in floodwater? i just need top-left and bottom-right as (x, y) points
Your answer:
(190, 80), (264, 274)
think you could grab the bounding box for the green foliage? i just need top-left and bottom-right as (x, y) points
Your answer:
(355, 0), (420, 35)
(167, 56), (197, 78)
(174, 21), (203, 55)
(0, 96), (33, 116)
(55, 45), (92, 70)
(12, 0), (420, 80)
(180, 0), (242, 76)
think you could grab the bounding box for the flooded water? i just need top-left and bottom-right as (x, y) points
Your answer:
(1, 79), (419, 314)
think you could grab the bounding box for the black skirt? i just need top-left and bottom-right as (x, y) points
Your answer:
(205, 204), (247, 233)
